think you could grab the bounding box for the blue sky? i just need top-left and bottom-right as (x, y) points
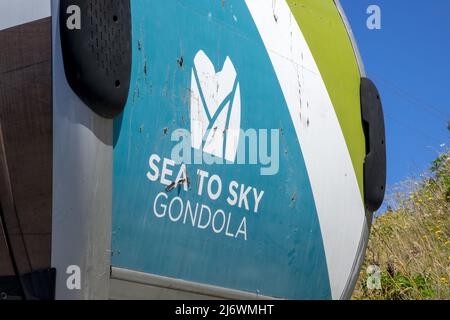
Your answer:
(341, 0), (450, 203)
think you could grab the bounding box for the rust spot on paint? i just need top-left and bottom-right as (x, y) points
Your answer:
(165, 178), (190, 193)
(177, 56), (184, 68)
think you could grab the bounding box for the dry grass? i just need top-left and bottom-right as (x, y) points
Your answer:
(353, 152), (450, 300)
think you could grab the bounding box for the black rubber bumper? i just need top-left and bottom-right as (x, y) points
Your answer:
(59, 0), (132, 118)
(361, 77), (387, 212)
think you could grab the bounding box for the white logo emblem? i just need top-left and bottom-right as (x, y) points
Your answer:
(190, 50), (241, 162)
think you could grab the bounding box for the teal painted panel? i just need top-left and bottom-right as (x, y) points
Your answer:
(112, 0), (331, 299)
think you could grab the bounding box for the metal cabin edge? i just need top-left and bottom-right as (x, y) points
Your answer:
(334, 0), (367, 78)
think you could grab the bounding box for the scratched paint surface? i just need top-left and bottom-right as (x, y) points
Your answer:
(287, 0), (366, 199)
(112, 0), (331, 299)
